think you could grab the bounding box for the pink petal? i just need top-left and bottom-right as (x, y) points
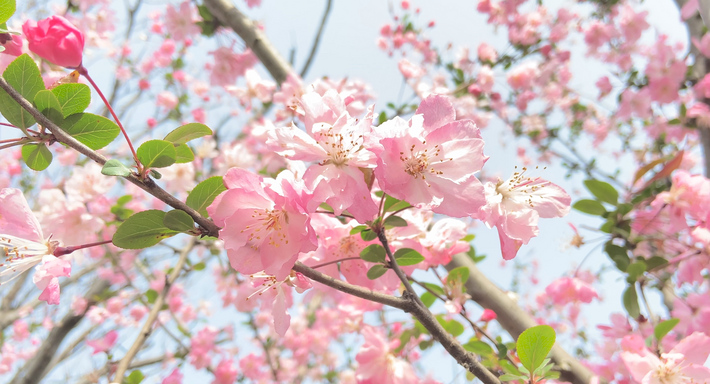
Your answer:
(670, 332), (710, 365)
(272, 287), (291, 336)
(416, 94), (456, 131)
(0, 188), (44, 242)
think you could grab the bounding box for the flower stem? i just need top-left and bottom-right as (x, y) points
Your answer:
(54, 239), (113, 256)
(77, 66), (140, 168)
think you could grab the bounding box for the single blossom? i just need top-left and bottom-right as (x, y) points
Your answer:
(355, 326), (419, 384)
(86, 330), (118, 354)
(207, 168), (318, 280)
(480, 167), (571, 260)
(621, 332), (710, 384)
(0, 188), (70, 304)
(22, 16), (85, 68)
(369, 94), (488, 218)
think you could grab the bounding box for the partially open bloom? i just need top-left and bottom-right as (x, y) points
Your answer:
(22, 16), (85, 68)
(207, 168), (318, 280)
(480, 167), (570, 260)
(0, 188), (70, 304)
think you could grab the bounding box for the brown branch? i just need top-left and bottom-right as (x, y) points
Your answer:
(9, 280), (111, 384)
(0, 76), (220, 237)
(202, 0), (294, 84)
(445, 253), (595, 384)
(112, 238), (194, 381)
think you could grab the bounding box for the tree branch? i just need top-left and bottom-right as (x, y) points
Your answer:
(9, 280), (110, 384)
(0, 76), (220, 237)
(112, 238), (194, 381)
(299, 0), (333, 78)
(445, 254), (595, 384)
(203, 0), (294, 84)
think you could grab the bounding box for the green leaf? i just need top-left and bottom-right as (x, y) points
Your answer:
(33, 89), (63, 124)
(420, 292), (436, 307)
(423, 282), (445, 295)
(51, 83), (91, 117)
(21, 143), (52, 171)
(446, 266), (470, 285)
(101, 159), (132, 177)
(145, 289), (158, 304)
(193, 262), (206, 271)
(436, 316), (464, 337)
(626, 260), (647, 283)
(584, 179), (619, 205)
(0, 54), (44, 130)
(498, 374), (526, 382)
(163, 122), (212, 144)
(360, 244), (386, 263)
(605, 242), (630, 272)
(112, 210), (179, 249)
(383, 195), (411, 212)
(174, 143), (194, 163)
(60, 113), (120, 150)
(125, 369), (145, 384)
(163, 210), (195, 232)
(136, 139), (176, 168)
(186, 176), (226, 217)
(654, 318), (679, 342)
(350, 225), (368, 235)
(623, 284), (641, 319)
(360, 230), (377, 241)
(0, 0), (16, 25)
(393, 248), (424, 266)
(572, 199), (606, 215)
(463, 340), (494, 356)
(517, 325), (556, 372)
(383, 215), (408, 228)
(366, 264), (388, 280)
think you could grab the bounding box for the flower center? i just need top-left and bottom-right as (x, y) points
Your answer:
(399, 142), (449, 181)
(241, 209), (289, 249)
(496, 166), (549, 207)
(654, 362), (683, 384)
(0, 234), (52, 285)
(315, 124), (363, 166)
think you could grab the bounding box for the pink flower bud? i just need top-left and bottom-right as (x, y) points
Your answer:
(0, 34), (23, 57)
(22, 16), (84, 68)
(479, 309), (497, 322)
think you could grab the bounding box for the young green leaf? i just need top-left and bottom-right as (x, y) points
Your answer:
(572, 199), (606, 215)
(101, 159), (133, 177)
(360, 244), (386, 263)
(383, 215), (408, 228)
(446, 266), (470, 285)
(186, 176), (226, 217)
(33, 89), (63, 124)
(163, 210), (195, 232)
(0, 54), (44, 130)
(60, 113), (120, 150)
(112, 210), (179, 249)
(174, 143), (195, 163)
(51, 83), (91, 117)
(125, 369), (145, 384)
(0, 0), (16, 25)
(463, 340), (494, 356)
(393, 248), (424, 266)
(420, 292), (436, 307)
(21, 143), (52, 171)
(584, 179), (619, 205)
(654, 318), (680, 343)
(516, 324), (556, 373)
(360, 230), (377, 241)
(366, 264), (388, 280)
(623, 284), (641, 319)
(136, 139), (177, 168)
(163, 122), (212, 144)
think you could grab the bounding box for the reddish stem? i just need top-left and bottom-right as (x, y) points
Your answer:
(53, 239), (113, 256)
(77, 66), (140, 168)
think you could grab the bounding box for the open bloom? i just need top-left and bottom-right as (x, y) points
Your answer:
(369, 95), (487, 217)
(267, 90), (379, 222)
(480, 167), (570, 260)
(22, 16), (85, 68)
(621, 332), (710, 384)
(207, 168), (318, 280)
(356, 326), (419, 384)
(0, 188), (70, 304)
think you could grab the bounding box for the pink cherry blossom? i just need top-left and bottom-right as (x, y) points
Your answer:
(164, 1), (201, 41)
(207, 168), (317, 279)
(369, 94), (487, 218)
(621, 332), (710, 384)
(212, 358), (238, 384)
(480, 167), (571, 260)
(86, 330), (118, 354)
(355, 326), (419, 384)
(545, 276), (599, 305)
(189, 326), (219, 369)
(268, 91), (379, 222)
(0, 34), (22, 57)
(22, 16), (85, 68)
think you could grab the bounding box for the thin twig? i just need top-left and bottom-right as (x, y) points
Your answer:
(299, 0), (333, 78)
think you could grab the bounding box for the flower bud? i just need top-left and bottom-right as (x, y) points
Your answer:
(22, 16), (84, 68)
